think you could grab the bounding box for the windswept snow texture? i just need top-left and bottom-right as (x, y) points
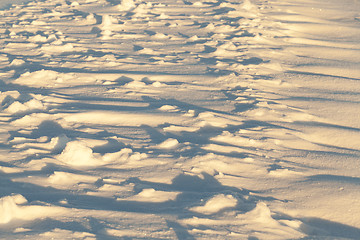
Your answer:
(1, 0), (360, 239)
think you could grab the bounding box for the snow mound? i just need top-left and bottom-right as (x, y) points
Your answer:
(158, 105), (179, 112)
(48, 171), (98, 186)
(128, 188), (179, 202)
(50, 134), (70, 153)
(13, 70), (97, 88)
(57, 141), (102, 167)
(0, 194), (65, 224)
(118, 0), (136, 11)
(39, 229), (96, 239)
(190, 194), (237, 215)
(157, 138), (179, 149)
(5, 99), (45, 114)
(0, 194), (27, 224)
(14, 70), (68, 87)
(57, 140), (144, 168)
(244, 202), (278, 224)
(10, 59), (25, 66)
(101, 15), (117, 30)
(241, 0), (257, 11)
(1, 91), (45, 114)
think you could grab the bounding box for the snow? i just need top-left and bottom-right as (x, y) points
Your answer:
(1, 0), (360, 239)
(189, 194), (238, 215)
(0, 0), (29, 9)
(0, 194), (66, 225)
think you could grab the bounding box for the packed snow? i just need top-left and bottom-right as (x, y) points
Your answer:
(1, 0), (360, 239)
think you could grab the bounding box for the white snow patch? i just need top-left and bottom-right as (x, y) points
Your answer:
(57, 140), (144, 168)
(0, 194), (65, 224)
(156, 138), (179, 149)
(241, 0), (257, 11)
(10, 59), (25, 66)
(118, 0), (136, 11)
(128, 188), (179, 202)
(57, 141), (103, 167)
(39, 229), (96, 239)
(48, 171), (98, 186)
(13, 70), (98, 88)
(5, 99), (45, 114)
(158, 105), (178, 112)
(190, 194), (237, 215)
(62, 111), (190, 127)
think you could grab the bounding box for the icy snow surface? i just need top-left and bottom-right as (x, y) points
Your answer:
(1, 0), (360, 239)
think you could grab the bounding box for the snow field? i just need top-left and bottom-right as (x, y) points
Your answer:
(0, 0), (360, 239)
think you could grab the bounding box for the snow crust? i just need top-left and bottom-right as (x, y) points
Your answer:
(0, 0), (360, 239)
